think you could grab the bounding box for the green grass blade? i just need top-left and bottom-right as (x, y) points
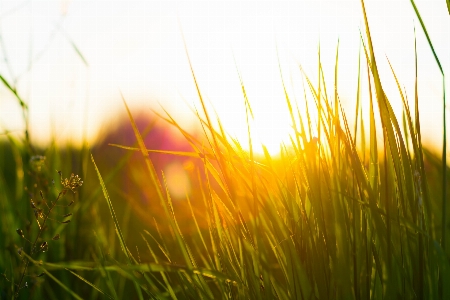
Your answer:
(410, 0), (447, 253)
(59, 29), (89, 67)
(91, 153), (131, 264)
(38, 267), (83, 300)
(410, 0), (444, 75)
(0, 74), (27, 110)
(65, 268), (113, 299)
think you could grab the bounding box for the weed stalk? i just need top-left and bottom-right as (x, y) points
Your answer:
(14, 172), (82, 298)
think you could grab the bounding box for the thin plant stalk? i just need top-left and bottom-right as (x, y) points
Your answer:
(15, 173), (82, 299)
(16, 190), (66, 298)
(410, 0), (446, 251)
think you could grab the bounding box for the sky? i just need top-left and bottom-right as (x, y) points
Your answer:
(0, 0), (449, 155)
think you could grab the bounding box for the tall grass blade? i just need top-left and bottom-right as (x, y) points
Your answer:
(120, 93), (165, 200)
(91, 154), (131, 264)
(410, 0), (447, 252)
(410, 2), (448, 297)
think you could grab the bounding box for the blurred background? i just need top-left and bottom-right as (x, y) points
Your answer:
(0, 0), (448, 155)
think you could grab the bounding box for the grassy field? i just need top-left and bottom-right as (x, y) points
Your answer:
(1, 1), (449, 299)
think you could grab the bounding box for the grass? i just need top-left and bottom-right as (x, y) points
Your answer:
(1, 0), (449, 299)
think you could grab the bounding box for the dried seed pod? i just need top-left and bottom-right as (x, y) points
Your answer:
(61, 220), (71, 224)
(52, 234), (60, 240)
(39, 190), (44, 200)
(36, 273), (45, 277)
(16, 229), (24, 238)
(62, 213), (72, 218)
(30, 200), (36, 209)
(17, 247), (23, 255)
(40, 242), (48, 252)
(34, 209), (44, 219)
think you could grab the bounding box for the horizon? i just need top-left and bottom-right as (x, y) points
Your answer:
(0, 0), (448, 156)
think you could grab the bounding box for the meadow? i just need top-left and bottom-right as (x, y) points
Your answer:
(1, 1), (450, 299)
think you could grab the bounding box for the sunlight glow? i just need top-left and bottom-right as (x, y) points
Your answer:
(164, 161), (191, 199)
(0, 1), (448, 156)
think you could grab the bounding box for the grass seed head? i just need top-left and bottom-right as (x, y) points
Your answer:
(59, 172), (83, 192)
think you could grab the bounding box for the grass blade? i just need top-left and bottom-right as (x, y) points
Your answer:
(410, 0), (447, 253)
(38, 267), (83, 300)
(65, 268), (113, 299)
(91, 153), (131, 264)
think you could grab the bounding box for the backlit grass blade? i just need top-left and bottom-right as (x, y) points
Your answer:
(92, 233), (120, 300)
(186, 194), (214, 265)
(65, 268), (113, 299)
(410, 0), (447, 252)
(38, 267), (83, 300)
(160, 172), (201, 269)
(120, 93), (165, 200)
(410, 0), (444, 75)
(334, 39), (340, 145)
(367, 52), (378, 195)
(360, 3), (409, 272)
(141, 233), (178, 299)
(354, 40), (362, 144)
(108, 144), (208, 159)
(180, 29), (233, 203)
(91, 154), (130, 263)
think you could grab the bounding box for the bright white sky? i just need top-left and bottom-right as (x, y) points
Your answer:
(0, 0), (449, 155)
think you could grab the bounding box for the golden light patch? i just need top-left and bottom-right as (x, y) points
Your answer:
(182, 160), (195, 172)
(164, 161), (191, 199)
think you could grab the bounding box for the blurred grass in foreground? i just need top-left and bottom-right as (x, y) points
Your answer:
(1, 1), (450, 299)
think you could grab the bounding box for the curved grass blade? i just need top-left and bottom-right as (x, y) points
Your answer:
(0, 74), (27, 109)
(65, 268), (113, 299)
